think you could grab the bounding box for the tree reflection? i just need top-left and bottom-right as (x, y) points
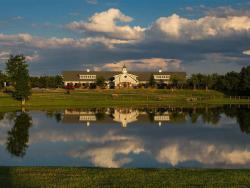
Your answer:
(54, 112), (62, 123)
(201, 108), (222, 125)
(6, 112), (32, 157)
(223, 106), (250, 134)
(237, 109), (250, 134)
(0, 112), (5, 121)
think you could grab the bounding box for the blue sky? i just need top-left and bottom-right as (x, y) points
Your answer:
(0, 0), (250, 75)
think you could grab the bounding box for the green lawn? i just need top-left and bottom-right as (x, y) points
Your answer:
(0, 89), (250, 109)
(1, 167), (250, 188)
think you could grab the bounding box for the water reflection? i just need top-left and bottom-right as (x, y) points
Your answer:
(0, 105), (250, 168)
(63, 108), (186, 127)
(6, 112), (32, 157)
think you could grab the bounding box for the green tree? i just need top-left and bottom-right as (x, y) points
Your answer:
(148, 74), (156, 88)
(6, 112), (32, 157)
(54, 75), (63, 88)
(239, 66), (250, 95)
(6, 55), (26, 82)
(224, 71), (240, 94)
(0, 71), (6, 89)
(6, 55), (31, 104)
(13, 62), (31, 104)
(96, 76), (106, 88)
(171, 77), (178, 89)
(189, 74), (199, 90)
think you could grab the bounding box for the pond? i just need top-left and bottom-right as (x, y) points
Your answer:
(0, 105), (250, 168)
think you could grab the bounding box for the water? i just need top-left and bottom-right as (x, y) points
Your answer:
(0, 105), (250, 168)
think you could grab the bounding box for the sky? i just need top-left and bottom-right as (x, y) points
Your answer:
(0, 0), (250, 75)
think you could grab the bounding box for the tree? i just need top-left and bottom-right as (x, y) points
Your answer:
(0, 71), (6, 89)
(6, 112), (32, 157)
(171, 77), (179, 89)
(236, 108), (250, 134)
(170, 75), (186, 89)
(148, 74), (156, 88)
(96, 76), (106, 88)
(6, 55), (26, 82)
(54, 75), (63, 88)
(189, 74), (199, 90)
(6, 55), (31, 104)
(239, 66), (250, 95)
(13, 62), (31, 105)
(224, 71), (240, 94)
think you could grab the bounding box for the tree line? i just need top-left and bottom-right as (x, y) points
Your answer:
(30, 75), (63, 88)
(186, 66), (250, 95)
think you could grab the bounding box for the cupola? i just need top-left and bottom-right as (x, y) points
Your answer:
(122, 65), (127, 74)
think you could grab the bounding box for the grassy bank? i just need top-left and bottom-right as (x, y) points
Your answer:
(0, 89), (250, 109)
(1, 167), (250, 188)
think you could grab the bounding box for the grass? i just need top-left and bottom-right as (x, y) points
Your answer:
(0, 89), (250, 110)
(1, 167), (250, 188)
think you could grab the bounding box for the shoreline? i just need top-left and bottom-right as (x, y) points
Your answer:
(1, 89), (250, 110)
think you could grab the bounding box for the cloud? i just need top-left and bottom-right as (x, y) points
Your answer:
(0, 51), (10, 61)
(2, 110), (250, 168)
(86, 0), (98, 5)
(243, 50), (250, 56)
(69, 141), (144, 168)
(26, 52), (40, 62)
(0, 33), (129, 49)
(12, 16), (24, 20)
(204, 6), (250, 17)
(0, 50), (39, 63)
(29, 129), (131, 144)
(148, 14), (250, 41)
(94, 58), (183, 71)
(156, 140), (250, 166)
(69, 12), (81, 17)
(67, 8), (145, 40)
(1, 8), (250, 74)
(0, 115), (13, 145)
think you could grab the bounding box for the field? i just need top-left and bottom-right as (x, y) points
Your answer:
(0, 89), (250, 110)
(1, 167), (250, 188)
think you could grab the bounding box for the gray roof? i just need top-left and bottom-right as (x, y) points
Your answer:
(62, 71), (186, 81)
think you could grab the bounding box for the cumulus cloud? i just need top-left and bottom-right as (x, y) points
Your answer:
(69, 141), (144, 168)
(243, 50), (250, 56)
(0, 33), (127, 49)
(204, 6), (250, 17)
(1, 8), (250, 74)
(0, 50), (39, 63)
(149, 14), (250, 41)
(156, 140), (250, 166)
(94, 58), (183, 71)
(67, 8), (145, 40)
(2, 10), (250, 49)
